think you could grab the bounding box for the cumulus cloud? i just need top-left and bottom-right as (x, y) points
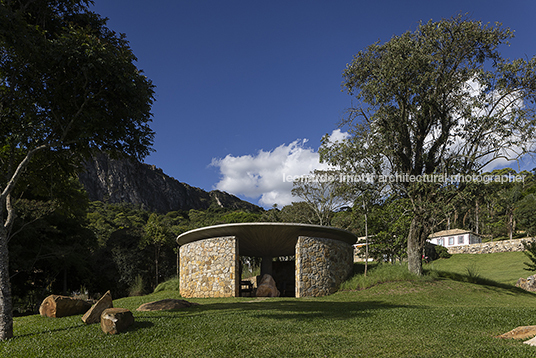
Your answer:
(211, 131), (345, 207)
(327, 128), (350, 143)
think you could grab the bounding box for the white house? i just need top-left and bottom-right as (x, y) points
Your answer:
(428, 229), (481, 248)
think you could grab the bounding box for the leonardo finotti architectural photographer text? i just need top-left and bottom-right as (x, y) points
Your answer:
(283, 172), (525, 184)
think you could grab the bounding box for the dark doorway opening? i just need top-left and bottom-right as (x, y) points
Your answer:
(272, 260), (295, 297)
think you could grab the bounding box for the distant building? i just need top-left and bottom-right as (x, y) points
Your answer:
(428, 229), (481, 248)
(353, 236), (374, 262)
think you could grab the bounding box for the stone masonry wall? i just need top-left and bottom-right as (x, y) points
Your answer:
(447, 238), (535, 254)
(179, 236), (239, 298)
(295, 236), (353, 298)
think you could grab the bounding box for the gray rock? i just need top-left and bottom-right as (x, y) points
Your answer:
(516, 275), (536, 292)
(78, 152), (261, 213)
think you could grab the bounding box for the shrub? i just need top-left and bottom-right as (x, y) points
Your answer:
(340, 263), (429, 291)
(435, 245), (452, 259)
(154, 278), (179, 293)
(129, 274), (145, 296)
(522, 239), (536, 271)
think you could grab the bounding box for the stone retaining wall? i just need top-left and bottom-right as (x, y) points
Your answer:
(447, 238), (535, 254)
(179, 236), (239, 298)
(295, 236), (353, 297)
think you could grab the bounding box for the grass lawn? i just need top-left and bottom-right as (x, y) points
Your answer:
(424, 251), (531, 285)
(3, 255), (536, 357)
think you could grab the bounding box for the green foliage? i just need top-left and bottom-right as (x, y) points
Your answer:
(522, 240), (536, 271)
(128, 275), (145, 297)
(365, 197), (412, 263)
(517, 194), (536, 237)
(321, 13), (536, 275)
(220, 211), (262, 223)
(434, 245), (452, 259)
(291, 169), (350, 226)
(154, 278), (179, 293)
(9, 192), (96, 309)
(340, 263), (427, 290)
(86, 203), (144, 248)
(465, 262), (481, 283)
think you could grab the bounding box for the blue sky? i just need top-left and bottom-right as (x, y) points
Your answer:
(91, 0), (536, 208)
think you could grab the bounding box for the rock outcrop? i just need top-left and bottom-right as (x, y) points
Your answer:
(78, 152), (261, 213)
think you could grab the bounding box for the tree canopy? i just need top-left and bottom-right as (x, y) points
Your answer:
(321, 14), (536, 275)
(0, 0), (155, 340)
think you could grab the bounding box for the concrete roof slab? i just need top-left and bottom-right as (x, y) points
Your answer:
(177, 222), (357, 257)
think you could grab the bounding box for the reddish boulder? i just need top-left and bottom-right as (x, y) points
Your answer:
(39, 295), (91, 318)
(82, 290), (113, 324)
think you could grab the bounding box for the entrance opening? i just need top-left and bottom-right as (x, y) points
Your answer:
(272, 258), (295, 297)
(238, 256), (296, 297)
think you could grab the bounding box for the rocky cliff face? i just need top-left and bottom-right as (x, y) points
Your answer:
(78, 153), (261, 213)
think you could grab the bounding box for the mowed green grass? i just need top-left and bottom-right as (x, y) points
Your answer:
(425, 251), (531, 285)
(3, 253), (536, 358)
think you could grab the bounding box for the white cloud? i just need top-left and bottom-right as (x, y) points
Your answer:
(327, 128), (350, 143)
(211, 131), (345, 207)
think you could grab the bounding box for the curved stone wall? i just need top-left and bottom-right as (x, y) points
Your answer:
(295, 236), (354, 297)
(179, 236), (239, 298)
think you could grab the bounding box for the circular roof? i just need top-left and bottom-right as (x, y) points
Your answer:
(176, 222), (357, 257)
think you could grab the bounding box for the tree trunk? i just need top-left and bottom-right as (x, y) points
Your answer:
(364, 205), (368, 277)
(155, 245), (160, 288)
(475, 201), (479, 235)
(0, 228), (13, 340)
(176, 249), (179, 281)
(407, 216), (423, 276)
(508, 210), (514, 241)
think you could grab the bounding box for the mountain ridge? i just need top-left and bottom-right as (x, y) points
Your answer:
(77, 153), (261, 213)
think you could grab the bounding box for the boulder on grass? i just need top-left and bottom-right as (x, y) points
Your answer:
(101, 308), (134, 334)
(516, 275), (536, 292)
(496, 325), (536, 339)
(136, 299), (198, 311)
(39, 295), (92, 318)
(256, 274), (280, 297)
(82, 290), (113, 324)
(525, 336), (536, 346)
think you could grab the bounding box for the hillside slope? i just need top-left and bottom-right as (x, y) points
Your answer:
(425, 251), (530, 285)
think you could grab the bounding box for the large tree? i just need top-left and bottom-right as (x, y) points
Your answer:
(321, 14), (536, 275)
(0, 0), (154, 339)
(291, 169), (350, 226)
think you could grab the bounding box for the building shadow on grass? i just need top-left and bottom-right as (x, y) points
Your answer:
(140, 299), (412, 322)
